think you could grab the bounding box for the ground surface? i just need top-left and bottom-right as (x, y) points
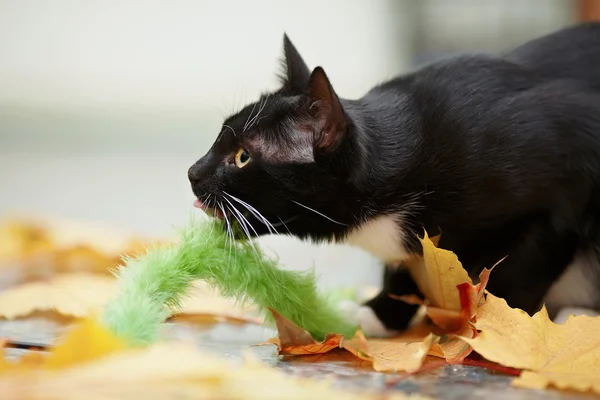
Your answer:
(0, 317), (595, 400)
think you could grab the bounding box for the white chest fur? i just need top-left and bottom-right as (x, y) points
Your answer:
(544, 250), (600, 316)
(343, 215), (409, 266)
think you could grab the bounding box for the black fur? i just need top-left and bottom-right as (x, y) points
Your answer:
(189, 23), (600, 331)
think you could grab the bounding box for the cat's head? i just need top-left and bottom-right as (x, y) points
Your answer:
(188, 35), (363, 241)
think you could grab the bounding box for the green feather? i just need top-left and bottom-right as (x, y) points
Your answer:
(101, 218), (357, 346)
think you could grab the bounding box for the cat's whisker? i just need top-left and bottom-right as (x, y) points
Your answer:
(290, 200), (348, 226)
(275, 216), (293, 235)
(246, 94), (269, 131)
(223, 201), (263, 262)
(271, 215), (299, 228)
(224, 192), (278, 234)
(223, 192), (271, 230)
(217, 201), (234, 264)
(243, 101), (258, 132)
(207, 195), (221, 238)
(231, 196), (277, 232)
(225, 203), (251, 240)
(223, 197), (259, 238)
(222, 124), (236, 137)
(204, 194), (214, 211)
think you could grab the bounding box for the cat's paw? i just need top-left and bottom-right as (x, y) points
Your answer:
(337, 300), (397, 338)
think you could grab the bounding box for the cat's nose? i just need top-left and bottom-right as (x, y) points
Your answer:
(188, 163), (203, 184)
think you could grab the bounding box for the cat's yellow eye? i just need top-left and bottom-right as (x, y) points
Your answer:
(234, 147), (252, 168)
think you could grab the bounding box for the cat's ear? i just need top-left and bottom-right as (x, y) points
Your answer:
(279, 34), (311, 93)
(306, 66), (347, 152)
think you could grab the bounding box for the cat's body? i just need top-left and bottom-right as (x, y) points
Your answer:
(189, 23), (600, 336)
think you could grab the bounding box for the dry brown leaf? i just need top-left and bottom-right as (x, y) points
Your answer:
(0, 217), (161, 286)
(0, 221), (53, 260)
(0, 273), (117, 319)
(0, 216), (156, 258)
(0, 272), (260, 325)
(264, 309), (345, 355)
(0, 319), (428, 400)
(461, 293), (600, 394)
(427, 335), (472, 363)
(346, 330), (435, 373)
(281, 349), (374, 370)
(265, 310), (434, 373)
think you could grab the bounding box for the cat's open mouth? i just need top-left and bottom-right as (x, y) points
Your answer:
(194, 199), (225, 220)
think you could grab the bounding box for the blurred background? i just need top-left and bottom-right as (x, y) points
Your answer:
(1, 0), (598, 289)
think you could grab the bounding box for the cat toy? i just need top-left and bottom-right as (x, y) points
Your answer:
(101, 218), (357, 346)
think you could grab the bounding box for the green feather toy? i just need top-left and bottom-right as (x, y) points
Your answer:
(101, 218), (357, 346)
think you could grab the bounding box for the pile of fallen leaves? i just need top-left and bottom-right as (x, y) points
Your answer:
(264, 233), (600, 395)
(0, 216), (599, 398)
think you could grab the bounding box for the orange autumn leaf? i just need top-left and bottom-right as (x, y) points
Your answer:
(265, 309), (345, 355)
(265, 310), (434, 373)
(266, 335), (344, 356)
(460, 293), (600, 394)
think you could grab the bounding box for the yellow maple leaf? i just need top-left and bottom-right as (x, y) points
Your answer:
(0, 318), (126, 374)
(461, 293), (600, 394)
(405, 232), (472, 312)
(397, 233), (498, 363)
(428, 335), (472, 363)
(360, 333), (435, 373)
(44, 317), (126, 369)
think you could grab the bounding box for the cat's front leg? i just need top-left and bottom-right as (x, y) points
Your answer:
(339, 266), (422, 337)
(483, 217), (580, 317)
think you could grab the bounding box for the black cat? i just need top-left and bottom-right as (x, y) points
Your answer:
(188, 23), (600, 336)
